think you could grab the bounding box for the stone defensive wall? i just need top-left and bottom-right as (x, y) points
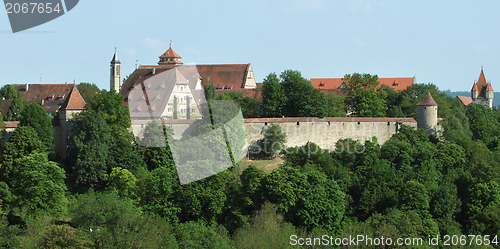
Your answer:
(243, 117), (417, 151)
(132, 117), (418, 151)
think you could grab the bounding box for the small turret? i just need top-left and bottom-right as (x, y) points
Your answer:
(486, 83), (494, 108)
(158, 45), (183, 65)
(471, 83), (479, 100)
(416, 93), (438, 135)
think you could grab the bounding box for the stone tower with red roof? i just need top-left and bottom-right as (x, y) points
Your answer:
(58, 84), (86, 156)
(471, 68), (494, 109)
(416, 93), (438, 135)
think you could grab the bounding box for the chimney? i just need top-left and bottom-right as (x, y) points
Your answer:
(41, 99), (44, 106)
(152, 68), (156, 75)
(25, 83), (29, 91)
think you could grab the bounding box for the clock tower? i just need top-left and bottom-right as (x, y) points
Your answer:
(110, 48), (121, 92)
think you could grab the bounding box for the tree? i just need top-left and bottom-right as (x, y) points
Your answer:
(261, 72), (286, 117)
(400, 83), (453, 118)
(175, 221), (233, 249)
(262, 167), (309, 214)
(325, 93), (346, 117)
(140, 121), (175, 171)
(68, 112), (112, 188)
(107, 167), (139, 201)
(295, 171), (346, 232)
(0, 84), (22, 100)
(261, 123), (286, 158)
(204, 81), (216, 101)
(11, 153), (67, 216)
(175, 173), (228, 225)
(19, 102), (54, 152)
(240, 165), (266, 214)
(85, 89), (130, 133)
(6, 96), (27, 121)
(281, 70), (327, 117)
(140, 167), (180, 224)
(343, 73), (386, 117)
(1, 126), (44, 179)
(77, 82), (101, 103)
(232, 202), (298, 249)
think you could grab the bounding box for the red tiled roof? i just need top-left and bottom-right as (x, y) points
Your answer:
(486, 83), (493, 91)
(310, 77), (414, 92)
(4, 121), (19, 128)
(417, 93), (438, 106)
(471, 83), (478, 91)
(60, 84), (86, 110)
(159, 47), (182, 58)
(123, 64), (253, 98)
(457, 95), (473, 106)
(473, 69), (493, 98)
(10, 83), (76, 114)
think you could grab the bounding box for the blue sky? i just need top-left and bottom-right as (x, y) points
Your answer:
(1, 0), (499, 91)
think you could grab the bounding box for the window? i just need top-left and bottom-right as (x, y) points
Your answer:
(157, 86), (165, 90)
(181, 86), (184, 92)
(191, 108), (195, 113)
(168, 108), (172, 112)
(152, 97), (160, 101)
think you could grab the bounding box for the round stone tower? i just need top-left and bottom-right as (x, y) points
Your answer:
(416, 93), (438, 135)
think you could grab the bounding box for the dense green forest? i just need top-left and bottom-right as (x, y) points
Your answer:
(0, 72), (499, 248)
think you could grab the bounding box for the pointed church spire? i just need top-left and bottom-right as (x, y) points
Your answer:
(111, 47), (120, 64)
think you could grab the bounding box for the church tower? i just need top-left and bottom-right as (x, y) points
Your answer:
(471, 67), (494, 109)
(110, 48), (121, 92)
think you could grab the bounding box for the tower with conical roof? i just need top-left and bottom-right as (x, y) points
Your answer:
(59, 84), (86, 157)
(110, 48), (121, 92)
(471, 67), (494, 109)
(158, 45), (183, 65)
(416, 93), (438, 135)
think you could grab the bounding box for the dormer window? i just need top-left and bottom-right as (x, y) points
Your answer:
(152, 97), (160, 101)
(319, 83), (325, 87)
(56, 97), (63, 100)
(157, 86), (165, 90)
(47, 96), (53, 100)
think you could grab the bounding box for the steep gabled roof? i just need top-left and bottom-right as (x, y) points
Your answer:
(417, 93), (438, 106)
(60, 84), (86, 110)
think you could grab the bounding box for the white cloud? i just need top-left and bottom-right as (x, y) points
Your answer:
(141, 38), (165, 48)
